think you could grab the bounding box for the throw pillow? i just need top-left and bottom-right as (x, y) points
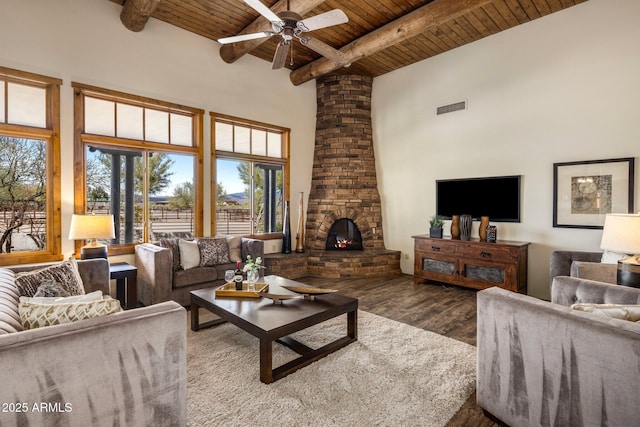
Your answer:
(157, 238), (182, 271)
(198, 237), (230, 266)
(601, 250), (627, 264)
(19, 297), (121, 330)
(571, 303), (640, 322)
(226, 235), (242, 263)
(0, 268), (22, 334)
(15, 258), (85, 297)
(179, 239), (200, 270)
(33, 280), (71, 298)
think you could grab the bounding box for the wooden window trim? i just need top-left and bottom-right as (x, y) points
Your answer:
(73, 84), (203, 255)
(210, 112), (290, 237)
(0, 67), (62, 266)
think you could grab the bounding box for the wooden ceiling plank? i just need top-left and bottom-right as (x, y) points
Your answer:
(480, 3), (511, 31)
(386, 43), (420, 63)
(429, 26), (461, 51)
(337, 1), (398, 32)
(290, 0), (492, 85)
(544, 0), (564, 12)
(407, 33), (441, 57)
(149, 1), (250, 38)
(518, 0), (542, 20)
(219, 0), (330, 64)
(120, 0), (161, 32)
(440, 21), (472, 45)
(453, 14), (486, 39)
(462, 12), (493, 38)
(469, 7), (501, 35)
(531, 0), (552, 16)
(490, 0), (522, 27)
(503, 0), (531, 22)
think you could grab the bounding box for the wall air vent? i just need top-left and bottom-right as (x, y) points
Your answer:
(437, 100), (466, 115)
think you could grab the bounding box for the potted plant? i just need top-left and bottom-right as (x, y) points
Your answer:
(429, 215), (445, 238)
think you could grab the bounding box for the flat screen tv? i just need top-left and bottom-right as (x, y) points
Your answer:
(436, 175), (521, 222)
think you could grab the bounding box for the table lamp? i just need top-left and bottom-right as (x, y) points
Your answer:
(600, 213), (640, 288)
(69, 214), (115, 259)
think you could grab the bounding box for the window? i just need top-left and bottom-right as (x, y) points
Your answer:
(212, 113), (289, 237)
(74, 83), (203, 255)
(0, 67), (62, 266)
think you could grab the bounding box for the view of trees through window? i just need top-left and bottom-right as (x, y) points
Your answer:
(216, 158), (283, 236)
(0, 136), (47, 253)
(1, 67), (61, 264)
(86, 146), (195, 244)
(213, 114), (288, 237)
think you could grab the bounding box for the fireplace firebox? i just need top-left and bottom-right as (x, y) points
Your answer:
(325, 219), (363, 250)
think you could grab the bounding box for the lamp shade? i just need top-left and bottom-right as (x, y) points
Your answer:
(68, 214), (115, 240)
(600, 213), (640, 254)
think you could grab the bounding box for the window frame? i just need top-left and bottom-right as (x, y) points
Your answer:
(73, 82), (204, 255)
(0, 66), (62, 266)
(210, 112), (290, 239)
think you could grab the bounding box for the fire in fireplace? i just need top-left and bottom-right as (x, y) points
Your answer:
(325, 218), (363, 250)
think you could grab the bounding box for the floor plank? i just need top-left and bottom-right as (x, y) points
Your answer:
(297, 273), (499, 427)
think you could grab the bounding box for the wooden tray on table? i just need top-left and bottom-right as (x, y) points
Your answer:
(215, 282), (268, 298)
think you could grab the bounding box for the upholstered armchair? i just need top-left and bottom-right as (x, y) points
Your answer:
(549, 250), (617, 285)
(477, 277), (640, 427)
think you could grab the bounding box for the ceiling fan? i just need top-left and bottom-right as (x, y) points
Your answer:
(218, 0), (348, 69)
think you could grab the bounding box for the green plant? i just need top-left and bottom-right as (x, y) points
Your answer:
(429, 215), (445, 229)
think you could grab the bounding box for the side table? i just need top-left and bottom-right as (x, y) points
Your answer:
(110, 262), (138, 309)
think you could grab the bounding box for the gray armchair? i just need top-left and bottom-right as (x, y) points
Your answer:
(550, 250), (618, 285)
(477, 277), (640, 427)
(549, 250), (602, 283)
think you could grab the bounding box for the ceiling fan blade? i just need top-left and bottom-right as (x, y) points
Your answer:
(218, 31), (273, 44)
(297, 9), (348, 32)
(243, 0), (282, 23)
(272, 41), (290, 69)
(298, 36), (346, 65)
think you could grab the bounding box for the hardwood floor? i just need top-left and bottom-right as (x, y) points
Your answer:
(298, 273), (498, 427)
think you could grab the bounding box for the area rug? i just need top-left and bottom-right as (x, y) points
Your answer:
(186, 310), (476, 427)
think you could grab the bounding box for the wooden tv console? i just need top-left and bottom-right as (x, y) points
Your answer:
(412, 235), (529, 294)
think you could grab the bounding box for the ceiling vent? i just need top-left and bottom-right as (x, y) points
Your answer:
(437, 101), (466, 115)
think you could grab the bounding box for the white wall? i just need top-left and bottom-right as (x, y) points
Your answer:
(0, 0), (316, 262)
(372, 0), (640, 299)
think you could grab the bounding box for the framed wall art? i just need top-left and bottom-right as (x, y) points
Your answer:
(553, 157), (635, 229)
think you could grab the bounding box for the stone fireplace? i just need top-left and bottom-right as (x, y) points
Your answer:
(304, 74), (401, 278)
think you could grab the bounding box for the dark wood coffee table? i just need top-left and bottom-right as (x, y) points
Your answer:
(190, 275), (358, 384)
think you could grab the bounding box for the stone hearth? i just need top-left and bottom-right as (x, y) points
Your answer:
(304, 74), (400, 278)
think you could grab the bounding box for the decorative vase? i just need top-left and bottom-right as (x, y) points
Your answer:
(450, 215), (461, 239)
(459, 214), (472, 240)
(486, 226), (497, 243)
(479, 216), (490, 241)
(295, 192), (305, 253)
(282, 201), (292, 254)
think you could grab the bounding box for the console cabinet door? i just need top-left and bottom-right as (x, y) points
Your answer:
(459, 259), (516, 291)
(418, 254), (458, 283)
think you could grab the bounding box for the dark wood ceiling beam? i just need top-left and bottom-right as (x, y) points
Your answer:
(290, 0), (492, 85)
(120, 0), (162, 32)
(219, 0), (327, 64)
